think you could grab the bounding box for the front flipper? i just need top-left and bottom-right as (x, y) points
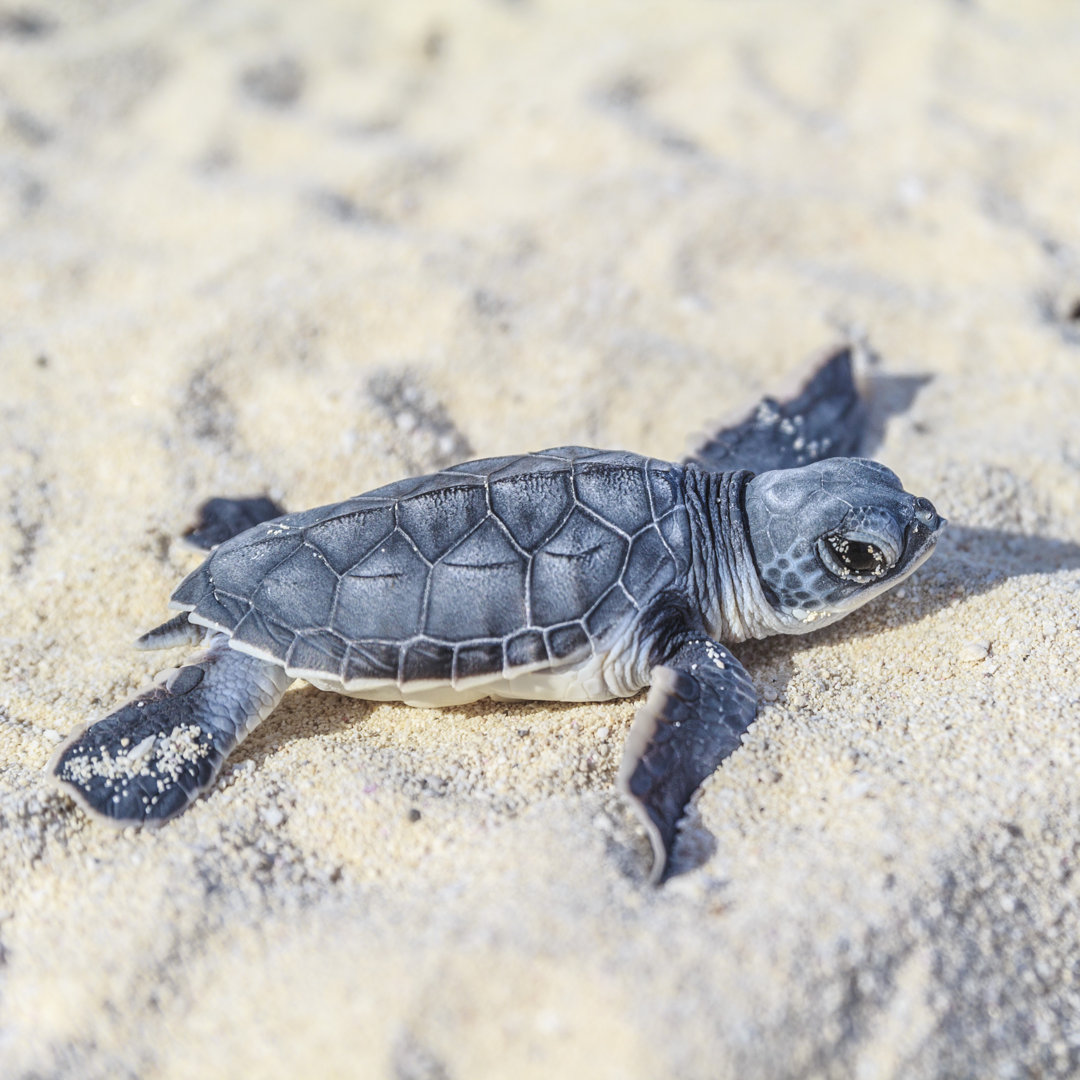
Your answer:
(617, 638), (757, 884)
(686, 346), (866, 474)
(49, 634), (292, 825)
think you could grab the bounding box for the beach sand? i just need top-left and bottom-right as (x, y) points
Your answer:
(2, 1), (1080, 1076)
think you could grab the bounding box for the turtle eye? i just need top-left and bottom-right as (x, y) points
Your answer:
(821, 534), (888, 577)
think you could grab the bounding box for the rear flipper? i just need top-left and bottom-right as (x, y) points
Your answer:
(618, 637), (757, 884)
(50, 634), (292, 825)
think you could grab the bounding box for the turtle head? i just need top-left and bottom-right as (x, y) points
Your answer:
(744, 458), (944, 634)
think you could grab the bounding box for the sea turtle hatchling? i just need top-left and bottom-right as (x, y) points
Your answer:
(50, 350), (944, 882)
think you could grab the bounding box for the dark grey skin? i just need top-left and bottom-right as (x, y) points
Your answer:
(50, 351), (944, 882)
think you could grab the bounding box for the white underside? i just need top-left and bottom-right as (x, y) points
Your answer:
(185, 613), (648, 709)
(306, 650), (642, 707)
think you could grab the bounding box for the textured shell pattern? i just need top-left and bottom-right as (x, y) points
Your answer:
(171, 448), (694, 690)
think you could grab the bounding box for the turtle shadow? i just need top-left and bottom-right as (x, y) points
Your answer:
(847, 522), (1080, 642)
(937, 524), (1080, 575)
(233, 684), (377, 770)
(231, 686), (564, 775)
(861, 371), (935, 456)
(740, 523), (1080, 667)
(664, 810), (720, 880)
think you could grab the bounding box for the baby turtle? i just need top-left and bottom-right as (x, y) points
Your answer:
(50, 349), (943, 881)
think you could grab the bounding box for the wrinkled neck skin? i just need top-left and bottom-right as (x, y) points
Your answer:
(683, 466), (792, 643)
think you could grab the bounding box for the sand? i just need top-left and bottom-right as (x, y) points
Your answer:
(2, 1), (1080, 1076)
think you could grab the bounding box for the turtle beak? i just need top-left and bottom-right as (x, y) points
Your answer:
(903, 497), (944, 569)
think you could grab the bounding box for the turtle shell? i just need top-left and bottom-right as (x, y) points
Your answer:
(171, 447), (692, 691)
